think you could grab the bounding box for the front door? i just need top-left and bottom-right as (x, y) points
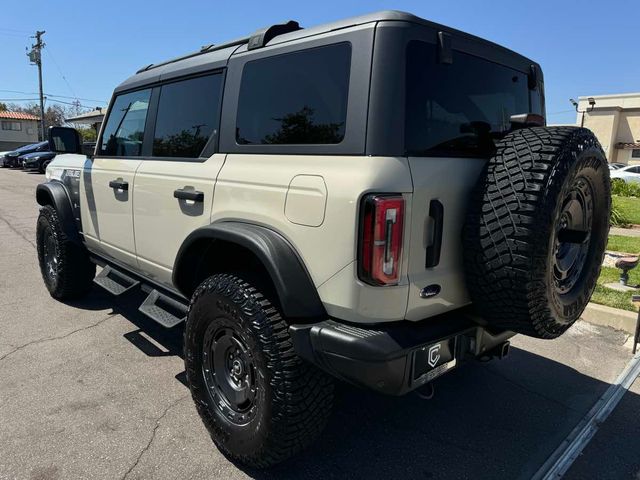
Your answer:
(80, 88), (152, 268)
(132, 72), (226, 287)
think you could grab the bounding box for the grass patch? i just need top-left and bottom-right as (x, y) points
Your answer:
(612, 195), (640, 225)
(606, 235), (640, 254)
(591, 266), (640, 312)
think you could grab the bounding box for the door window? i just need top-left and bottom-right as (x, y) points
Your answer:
(99, 89), (151, 156)
(152, 74), (224, 158)
(236, 43), (351, 145)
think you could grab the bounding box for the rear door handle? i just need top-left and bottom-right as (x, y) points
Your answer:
(109, 179), (128, 191)
(174, 188), (204, 202)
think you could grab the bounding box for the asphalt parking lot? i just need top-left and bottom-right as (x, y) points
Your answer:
(0, 167), (639, 480)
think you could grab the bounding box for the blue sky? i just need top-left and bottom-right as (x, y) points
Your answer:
(1, 0), (637, 125)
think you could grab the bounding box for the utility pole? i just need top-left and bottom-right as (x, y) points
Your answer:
(27, 31), (46, 140)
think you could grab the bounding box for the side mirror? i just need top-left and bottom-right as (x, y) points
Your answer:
(48, 126), (82, 154)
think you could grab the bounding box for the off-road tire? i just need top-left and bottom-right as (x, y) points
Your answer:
(184, 273), (334, 468)
(463, 127), (610, 339)
(36, 205), (95, 299)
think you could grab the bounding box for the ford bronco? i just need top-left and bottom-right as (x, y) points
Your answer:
(36, 11), (610, 467)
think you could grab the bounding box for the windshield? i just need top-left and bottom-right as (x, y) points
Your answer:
(405, 40), (543, 158)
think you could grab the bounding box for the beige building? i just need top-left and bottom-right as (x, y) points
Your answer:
(576, 92), (640, 165)
(0, 111), (40, 150)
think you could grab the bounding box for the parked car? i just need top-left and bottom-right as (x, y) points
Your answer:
(20, 151), (56, 173)
(36, 10), (611, 468)
(610, 164), (640, 183)
(609, 162), (626, 170)
(0, 151), (11, 167)
(3, 141), (49, 168)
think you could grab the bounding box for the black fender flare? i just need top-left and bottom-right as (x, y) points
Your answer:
(35, 181), (82, 247)
(173, 222), (326, 320)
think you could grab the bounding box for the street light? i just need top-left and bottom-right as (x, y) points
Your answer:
(570, 97), (596, 127)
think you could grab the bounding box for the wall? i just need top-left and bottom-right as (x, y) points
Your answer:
(0, 120), (39, 151)
(581, 109), (620, 162)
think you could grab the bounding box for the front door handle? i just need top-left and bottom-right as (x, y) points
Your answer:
(174, 188), (204, 202)
(109, 179), (129, 191)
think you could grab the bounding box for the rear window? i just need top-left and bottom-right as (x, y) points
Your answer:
(405, 40), (540, 158)
(236, 43), (351, 145)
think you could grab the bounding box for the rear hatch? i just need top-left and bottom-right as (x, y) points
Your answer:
(403, 39), (544, 321)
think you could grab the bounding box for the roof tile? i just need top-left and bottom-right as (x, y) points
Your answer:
(0, 111), (40, 121)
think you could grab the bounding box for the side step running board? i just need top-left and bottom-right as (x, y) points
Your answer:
(138, 289), (187, 328)
(93, 265), (140, 296)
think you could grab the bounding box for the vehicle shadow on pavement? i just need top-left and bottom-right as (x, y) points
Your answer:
(245, 349), (640, 480)
(65, 287), (184, 358)
(68, 288), (640, 479)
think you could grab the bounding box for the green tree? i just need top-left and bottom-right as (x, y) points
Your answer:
(262, 106), (344, 144)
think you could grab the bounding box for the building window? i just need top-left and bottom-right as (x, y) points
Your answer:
(1, 121), (22, 131)
(632, 149), (640, 158)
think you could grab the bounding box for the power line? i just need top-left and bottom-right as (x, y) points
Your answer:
(0, 89), (107, 104)
(44, 46), (77, 99)
(0, 27), (32, 34)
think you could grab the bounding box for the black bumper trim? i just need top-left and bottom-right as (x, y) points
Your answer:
(289, 311), (514, 396)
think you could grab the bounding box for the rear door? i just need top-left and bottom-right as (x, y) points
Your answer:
(80, 88), (151, 267)
(133, 72), (226, 287)
(403, 39), (540, 321)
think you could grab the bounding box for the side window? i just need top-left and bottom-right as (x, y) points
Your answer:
(236, 43), (351, 145)
(99, 89), (151, 156)
(153, 74), (224, 158)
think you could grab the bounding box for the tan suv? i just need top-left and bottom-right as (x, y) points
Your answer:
(36, 11), (610, 467)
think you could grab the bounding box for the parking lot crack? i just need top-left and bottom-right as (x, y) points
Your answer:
(0, 313), (116, 363)
(122, 394), (190, 480)
(0, 212), (36, 249)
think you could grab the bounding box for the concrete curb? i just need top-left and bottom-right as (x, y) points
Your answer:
(581, 302), (638, 335)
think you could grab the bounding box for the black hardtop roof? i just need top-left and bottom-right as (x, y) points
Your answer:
(114, 10), (537, 93)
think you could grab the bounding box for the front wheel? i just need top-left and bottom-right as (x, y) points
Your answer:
(184, 274), (333, 468)
(36, 205), (95, 299)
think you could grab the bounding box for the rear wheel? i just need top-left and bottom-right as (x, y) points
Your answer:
(184, 273), (333, 468)
(463, 127), (611, 338)
(36, 205), (95, 299)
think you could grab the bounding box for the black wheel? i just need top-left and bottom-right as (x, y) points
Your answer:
(184, 273), (333, 468)
(36, 205), (96, 299)
(39, 159), (52, 174)
(463, 127), (611, 339)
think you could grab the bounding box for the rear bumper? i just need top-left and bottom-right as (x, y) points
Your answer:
(289, 312), (514, 396)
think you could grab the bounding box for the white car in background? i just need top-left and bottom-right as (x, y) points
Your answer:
(610, 164), (640, 183)
(0, 151), (11, 167)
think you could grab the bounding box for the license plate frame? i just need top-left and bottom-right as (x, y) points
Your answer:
(412, 336), (458, 386)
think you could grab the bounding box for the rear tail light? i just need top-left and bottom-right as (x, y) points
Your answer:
(358, 194), (405, 286)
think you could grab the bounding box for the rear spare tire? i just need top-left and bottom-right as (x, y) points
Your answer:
(463, 127), (611, 339)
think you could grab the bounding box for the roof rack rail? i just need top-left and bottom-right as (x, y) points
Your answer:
(134, 20), (302, 74)
(248, 20), (301, 50)
(135, 36), (250, 74)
